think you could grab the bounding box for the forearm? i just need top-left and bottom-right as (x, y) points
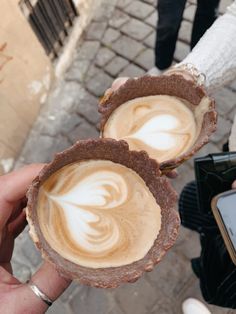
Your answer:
(180, 2), (236, 92)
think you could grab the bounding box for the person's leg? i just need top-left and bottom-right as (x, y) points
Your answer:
(155, 0), (187, 70)
(191, 0), (220, 49)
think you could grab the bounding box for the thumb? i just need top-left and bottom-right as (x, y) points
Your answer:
(0, 266), (20, 284)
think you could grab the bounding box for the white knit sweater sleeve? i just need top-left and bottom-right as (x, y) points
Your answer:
(180, 1), (236, 92)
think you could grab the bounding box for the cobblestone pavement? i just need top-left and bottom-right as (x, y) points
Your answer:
(12, 0), (236, 313)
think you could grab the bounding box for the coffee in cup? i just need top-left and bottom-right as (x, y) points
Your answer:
(99, 75), (217, 171)
(27, 139), (179, 288)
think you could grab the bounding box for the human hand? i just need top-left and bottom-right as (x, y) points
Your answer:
(0, 165), (71, 314)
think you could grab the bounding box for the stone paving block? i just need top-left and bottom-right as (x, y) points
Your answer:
(95, 47), (116, 67)
(65, 59), (90, 83)
(75, 90), (100, 124)
(68, 120), (99, 143)
(102, 28), (121, 46)
(86, 71), (113, 97)
(117, 0), (132, 9)
(229, 79), (236, 92)
(75, 41), (100, 61)
(60, 282), (85, 302)
(146, 250), (193, 298)
(108, 307), (125, 314)
(105, 56), (129, 76)
(12, 260), (32, 283)
(228, 104), (236, 124)
(179, 20), (192, 43)
(143, 0), (157, 5)
(150, 298), (176, 314)
(145, 10), (157, 28)
(85, 64), (100, 82)
(183, 4), (196, 21)
(70, 287), (114, 314)
(211, 115), (232, 144)
(109, 9), (130, 29)
(143, 31), (155, 48)
(174, 40), (190, 62)
(47, 300), (72, 314)
(134, 48), (154, 70)
(35, 111), (79, 137)
(85, 21), (107, 40)
(174, 226), (200, 260)
(121, 18), (153, 40)
(21, 234), (42, 268)
(93, 2), (116, 22)
(115, 277), (158, 314)
(172, 163), (194, 195)
(119, 62), (146, 77)
(124, 1), (155, 19)
(21, 132), (72, 163)
(219, 0), (232, 14)
(47, 81), (85, 113)
(176, 276), (230, 314)
(112, 35), (145, 60)
(214, 87), (236, 115)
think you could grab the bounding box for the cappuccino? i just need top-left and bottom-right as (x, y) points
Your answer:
(102, 95), (197, 162)
(37, 160), (161, 268)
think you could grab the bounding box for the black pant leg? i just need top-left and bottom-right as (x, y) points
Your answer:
(191, 0), (220, 49)
(155, 0), (187, 69)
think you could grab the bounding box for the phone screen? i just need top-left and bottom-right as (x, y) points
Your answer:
(217, 191), (236, 250)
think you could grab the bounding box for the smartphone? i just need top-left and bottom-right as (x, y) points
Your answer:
(212, 190), (236, 266)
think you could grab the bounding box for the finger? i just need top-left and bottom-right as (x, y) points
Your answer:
(8, 197), (27, 224)
(31, 262), (71, 300)
(103, 77), (129, 102)
(8, 210), (27, 238)
(0, 164), (44, 228)
(104, 87), (112, 97)
(0, 266), (20, 284)
(166, 170), (178, 179)
(0, 262), (13, 275)
(232, 180), (236, 189)
(111, 77), (129, 91)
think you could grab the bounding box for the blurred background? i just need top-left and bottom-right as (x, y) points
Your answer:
(0, 0), (235, 313)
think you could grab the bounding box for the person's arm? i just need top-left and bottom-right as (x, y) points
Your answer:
(179, 1), (236, 92)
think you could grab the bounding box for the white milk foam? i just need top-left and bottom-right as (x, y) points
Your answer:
(49, 171), (127, 253)
(128, 114), (179, 150)
(38, 160), (162, 268)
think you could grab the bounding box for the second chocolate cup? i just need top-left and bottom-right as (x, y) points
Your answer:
(99, 75), (217, 173)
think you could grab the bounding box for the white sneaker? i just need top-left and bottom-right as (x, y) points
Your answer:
(182, 298), (212, 314)
(147, 66), (164, 76)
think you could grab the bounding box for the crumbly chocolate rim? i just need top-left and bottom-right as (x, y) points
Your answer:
(99, 75), (217, 172)
(27, 139), (179, 288)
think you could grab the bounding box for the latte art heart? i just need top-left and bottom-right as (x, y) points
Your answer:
(37, 160), (161, 268)
(127, 114), (180, 150)
(103, 95), (198, 162)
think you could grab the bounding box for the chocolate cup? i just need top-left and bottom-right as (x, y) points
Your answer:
(99, 75), (217, 173)
(27, 139), (179, 288)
